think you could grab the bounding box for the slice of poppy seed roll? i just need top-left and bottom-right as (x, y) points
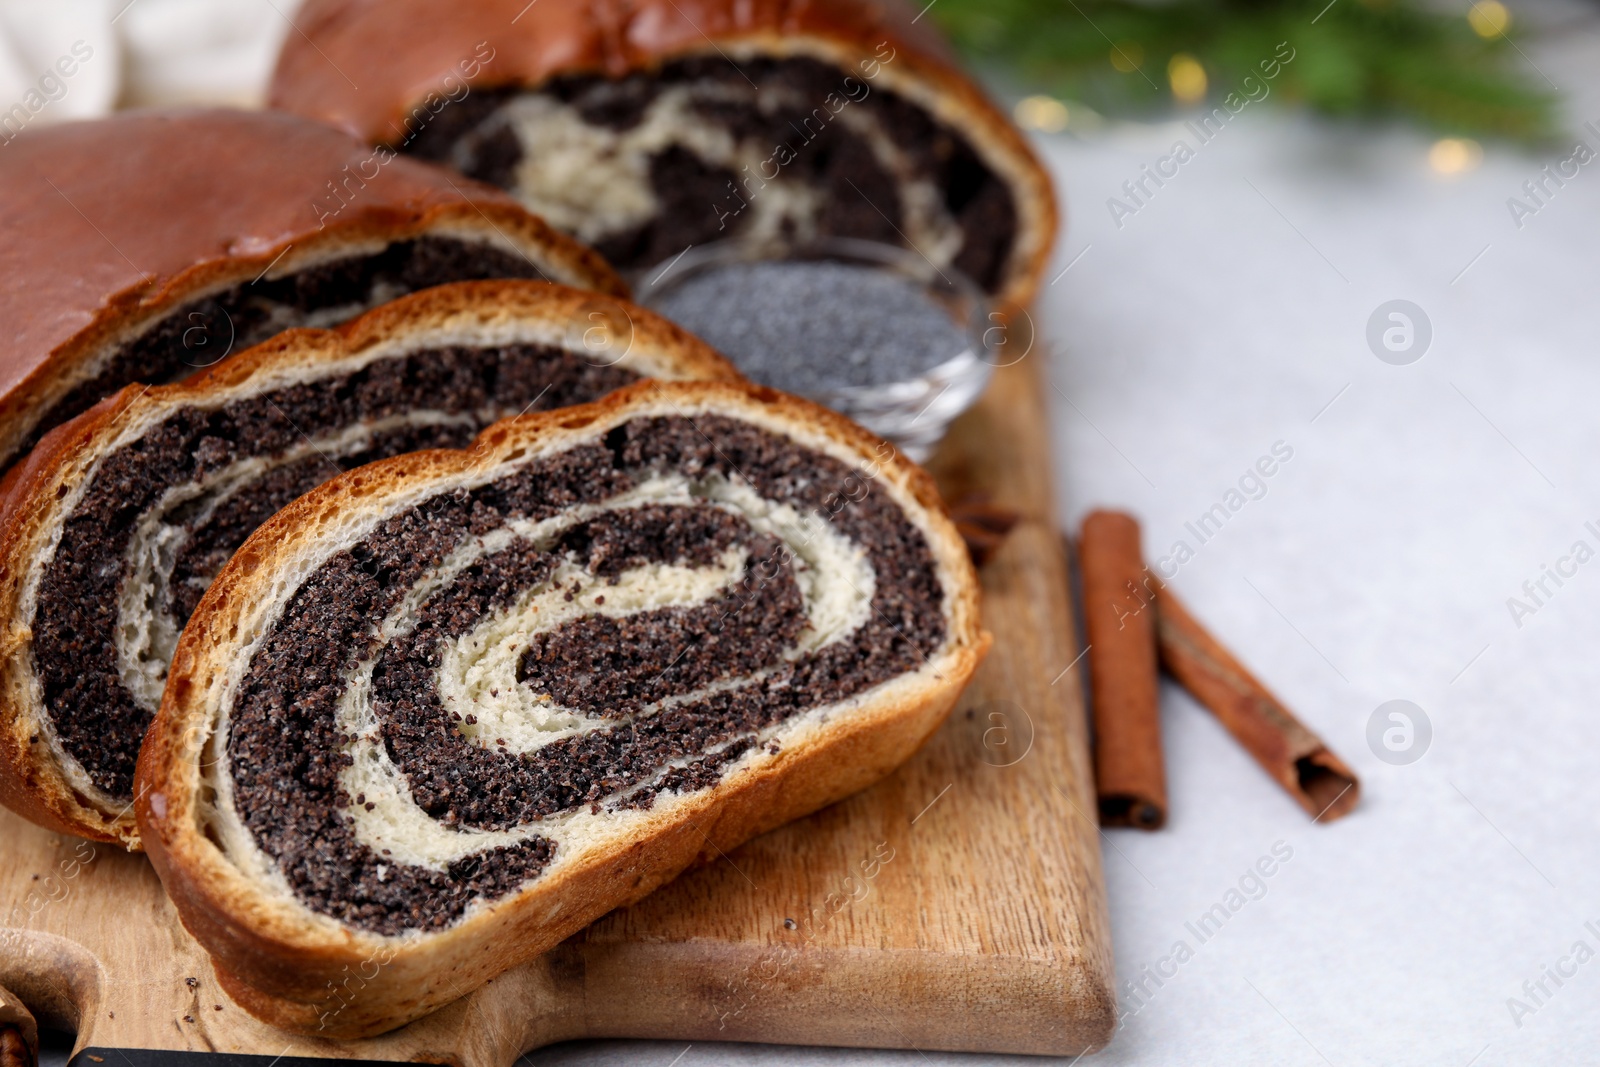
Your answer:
(135, 379), (987, 1038)
(0, 280), (737, 848)
(268, 0), (1057, 308)
(0, 107), (626, 472)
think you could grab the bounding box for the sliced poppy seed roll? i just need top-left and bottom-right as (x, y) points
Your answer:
(269, 0), (1057, 308)
(0, 281), (736, 847)
(0, 107), (626, 472)
(136, 379), (987, 1038)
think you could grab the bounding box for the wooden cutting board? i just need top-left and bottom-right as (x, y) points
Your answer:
(0, 354), (1115, 1065)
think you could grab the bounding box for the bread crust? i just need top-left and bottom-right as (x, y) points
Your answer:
(135, 378), (988, 1038)
(268, 0), (1058, 311)
(0, 108), (628, 471)
(0, 280), (739, 850)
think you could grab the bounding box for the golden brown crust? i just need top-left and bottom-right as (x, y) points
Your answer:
(268, 0), (1058, 310)
(0, 280), (739, 850)
(135, 378), (988, 1037)
(0, 108), (629, 471)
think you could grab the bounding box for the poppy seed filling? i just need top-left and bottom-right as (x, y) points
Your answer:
(30, 343), (639, 804)
(27, 236), (548, 459)
(216, 415), (946, 934)
(404, 57), (1019, 290)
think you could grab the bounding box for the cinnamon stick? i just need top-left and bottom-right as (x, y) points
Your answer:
(949, 491), (1021, 566)
(1157, 589), (1360, 822)
(1078, 510), (1167, 829)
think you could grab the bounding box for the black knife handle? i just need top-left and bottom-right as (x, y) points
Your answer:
(70, 1051), (421, 1066)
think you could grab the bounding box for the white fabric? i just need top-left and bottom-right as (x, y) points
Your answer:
(17, 1), (1600, 1062)
(0, 0), (294, 122)
(116, 0), (294, 108)
(0, 1), (118, 124)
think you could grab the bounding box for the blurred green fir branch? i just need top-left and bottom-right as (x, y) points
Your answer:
(931, 0), (1560, 144)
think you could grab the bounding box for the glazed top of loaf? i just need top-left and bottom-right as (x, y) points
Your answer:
(270, 0), (964, 144)
(0, 108), (528, 401)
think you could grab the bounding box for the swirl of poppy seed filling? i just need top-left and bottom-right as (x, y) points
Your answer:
(29, 343), (639, 804)
(26, 236), (549, 460)
(403, 57), (1019, 291)
(220, 415), (946, 933)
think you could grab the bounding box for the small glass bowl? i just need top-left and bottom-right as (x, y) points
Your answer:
(634, 237), (995, 462)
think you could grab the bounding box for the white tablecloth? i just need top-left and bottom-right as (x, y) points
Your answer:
(13, 2), (1600, 1062)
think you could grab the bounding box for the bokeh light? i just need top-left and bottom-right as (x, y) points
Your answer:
(1014, 94), (1070, 132)
(1168, 53), (1208, 104)
(1468, 0), (1511, 38)
(1110, 41), (1145, 73)
(1428, 137), (1483, 174)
